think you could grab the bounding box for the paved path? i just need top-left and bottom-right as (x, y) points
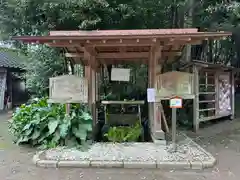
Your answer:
(1, 113), (240, 180)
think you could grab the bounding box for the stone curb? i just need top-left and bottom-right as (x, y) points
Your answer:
(37, 160), (58, 168)
(32, 140), (216, 170)
(157, 161), (191, 170)
(32, 151), (205, 170)
(123, 161), (156, 169)
(189, 140), (217, 169)
(189, 161), (203, 170)
(58, 160), (90, 168)
(32, 151), (43, 165)
(91, 160), (123, 168)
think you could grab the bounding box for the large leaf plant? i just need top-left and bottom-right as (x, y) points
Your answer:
(9, 97), (92, 149)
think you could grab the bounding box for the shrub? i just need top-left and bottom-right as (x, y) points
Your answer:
(9, 97), (92, 149)
(104, 123), (142, 143)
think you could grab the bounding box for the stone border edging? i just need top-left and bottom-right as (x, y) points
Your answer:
(32, 151), (214, 170)
(189, 139), (217, 169)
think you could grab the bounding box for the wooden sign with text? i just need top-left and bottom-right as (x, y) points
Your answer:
(49, 75), (88, 103)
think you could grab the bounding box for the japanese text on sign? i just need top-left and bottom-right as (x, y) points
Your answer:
(170, 97), (182, 108)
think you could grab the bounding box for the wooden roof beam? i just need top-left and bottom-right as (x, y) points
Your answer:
(47, 38), (203, 48)
(65, 51), (182, 59)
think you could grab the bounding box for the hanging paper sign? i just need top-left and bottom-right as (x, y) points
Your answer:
(147, 88), (156, 102)
(170, 96), (182, 108)
(111, 68), (130, 82)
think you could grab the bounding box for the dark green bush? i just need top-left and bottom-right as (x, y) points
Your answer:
(9, 97), (92, 149)
(104, 123), (142, 143)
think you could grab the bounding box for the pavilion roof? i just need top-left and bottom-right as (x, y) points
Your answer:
(12, 28), (232, 65)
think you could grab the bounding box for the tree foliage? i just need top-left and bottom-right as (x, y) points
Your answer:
(0, 0), (240, 95)
(25, 46), (65, 97)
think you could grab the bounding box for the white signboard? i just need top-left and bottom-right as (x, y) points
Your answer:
(49, 75), (88, 103)
(170, 97), (182, 108)
(111, 68), (130, 82)
(147, 88), (156, 102)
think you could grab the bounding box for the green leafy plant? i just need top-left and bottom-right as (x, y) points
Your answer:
(104, 123), (142, 143)
(9, 97), (92, 149)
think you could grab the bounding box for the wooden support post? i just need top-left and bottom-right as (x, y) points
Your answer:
(65, 104), (70, 114)
(215, 71), (220, 116)
(85, 66), (92, 108)
(171, 108), (177, 151)
(89, 55), (97, 128)
(230, 71), (235, 120)
(148, 50), (154, 134)
(85, 54), (97, 139)
(193, 65), (199, 132)
(95, 72), (100, 122)
(148, 46), (165, 140)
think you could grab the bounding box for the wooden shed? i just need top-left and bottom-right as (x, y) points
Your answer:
(181, 60), (235, 131)
(0, 48), (26, 110)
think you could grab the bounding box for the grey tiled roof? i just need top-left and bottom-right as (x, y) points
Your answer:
(0, 48), (26, 70)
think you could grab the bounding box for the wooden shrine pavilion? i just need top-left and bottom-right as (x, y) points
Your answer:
(12, 28), (232, 140)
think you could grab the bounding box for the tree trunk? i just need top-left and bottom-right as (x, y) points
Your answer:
(185, 0), (194, 63)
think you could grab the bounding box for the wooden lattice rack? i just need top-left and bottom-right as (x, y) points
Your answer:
(181, 60), (235, 131)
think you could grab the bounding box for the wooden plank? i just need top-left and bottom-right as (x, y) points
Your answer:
(155, 94), (195, 101)
(47, 30), (231, 39)
(199, 113), (231, 122)
(199, 84), (215, 86)
(149, 45), (165, 140)
(193, 65), (199, 132)
(65, 51), (182, 59)
(215, 71), (220, 117)
(49, 75), (88, 103)
(14, 32), (231, 45)
(198, 108), (216, 112)
(90, 56), (97, 128)
(48, 38), (202, 48)
(101, 100), (145, 105)
(159, 103), (169, 133)
(0, 71), (7, 110)
(199, 92), (215, 94)
(230, 71), (235, 119)
(199, 100), (215, 103)
(49, 29), (198, 36)
(148, 47), (154, 137)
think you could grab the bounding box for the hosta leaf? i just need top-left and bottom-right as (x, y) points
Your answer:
(24, 128), (33, 136)
(65, 137), (78, 147)
(71, 111), (76, 118)
(72, 128), (87, 141)
(81, 112), (92, 121)
(37, 132), (50, 143)
(31, 129), (41, 140)
(22, 124), (31, 131)
(48, 119), (59, 134)
(52, 131), (61, 142)
(32, 113), (41, 124)
(16, 136), (29, 145)
(80, 124), (92, 131)
(59, 123), (69, 137)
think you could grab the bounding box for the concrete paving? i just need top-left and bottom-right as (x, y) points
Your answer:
(1, 113), (240, 179)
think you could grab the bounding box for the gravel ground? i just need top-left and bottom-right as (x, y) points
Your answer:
(44, 137), (212, 163)
(1, 113), (240, 180)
